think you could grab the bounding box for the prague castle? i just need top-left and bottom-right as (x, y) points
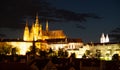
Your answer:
(0, 13), (83, 55)
(23, 13), (66, 41)
(0, 13), (120, 60)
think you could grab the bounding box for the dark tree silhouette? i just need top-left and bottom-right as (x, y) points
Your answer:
(12, 47), (18, 55)
(112, 54), (119, 61)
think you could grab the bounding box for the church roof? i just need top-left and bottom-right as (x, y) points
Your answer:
(41, 30), (66, 40)
(46, 38), (82, 44)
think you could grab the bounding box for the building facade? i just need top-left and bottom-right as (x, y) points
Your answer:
(1, 14), (119, 60)
(0, 14), (83, 55)
(23, 13), (66, 41)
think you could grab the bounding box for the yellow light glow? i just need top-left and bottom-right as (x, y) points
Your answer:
(8, 42), (32, 55)
(19, 43), (28, 55)
(104, 56), (112, 61)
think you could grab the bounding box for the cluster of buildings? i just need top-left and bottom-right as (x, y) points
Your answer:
(0, 14), (120, 60)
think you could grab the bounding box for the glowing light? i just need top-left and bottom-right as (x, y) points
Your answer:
(8, 42), (32, 55)
(19, 43), (28, 55)
(104, 56), (112, 61)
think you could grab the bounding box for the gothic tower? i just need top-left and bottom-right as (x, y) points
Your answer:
(100, 33), (106, 43)
(38, 23), (43, 39)
(23, 13), (66, 41)
(46, 20), (49, 32)
(105, 34), (109, 43)
(23, 20), (29, 41)
(100, 33), (110, 43)
(34, 13), (40, 41)
(29, 23), (34, 41)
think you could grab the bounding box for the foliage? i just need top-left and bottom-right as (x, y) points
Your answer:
(0, 43), (12, 55)
(112, 54), (119, 61)
(29, 45), (38, 55)
(11, 47), (19, 55)
(47, 48), (56, 57)
(39, 50), (47, 57)
(95, 49), (101, 58)
(70, 53), (76, 58)
(82, 54), (86, 59)
(85, 50), (91, 56)
(58, 48), (68, 58)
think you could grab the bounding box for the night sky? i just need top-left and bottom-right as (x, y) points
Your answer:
(0, 0), (120, 43)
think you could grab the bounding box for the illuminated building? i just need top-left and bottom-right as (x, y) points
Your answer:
(100, 33), (109, 43)
(105, 34), (109, 43)
(23, 13), (66, 41)
(0, 13), (83, 55)
(1, 13), (120, 60)
(22, 13), (71, 53)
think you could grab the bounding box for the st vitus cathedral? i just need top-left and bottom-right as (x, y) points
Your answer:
(23, 13), (66, 41)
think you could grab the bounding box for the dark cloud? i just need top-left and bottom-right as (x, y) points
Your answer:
(75, 23), (86, 29)
(0, 0), (101, 30)
(109, 26), (120, 42)
(111, 27), (120, 33)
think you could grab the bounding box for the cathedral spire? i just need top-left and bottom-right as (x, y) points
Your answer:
(105, 34), (109, 43)
(46, 20), (49, 32)
(34, 13), (40, 41)
(26, 19), (28, 26)
(35, 12), (39, 24)
(40, 23), (42, 31)
(38, 24), (43, 39)
(100, 33), (110, 43)
(23, 19), (29, 41)
(100, 33), (105, 43)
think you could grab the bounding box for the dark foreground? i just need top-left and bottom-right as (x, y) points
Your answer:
(0, 56), (120, 70)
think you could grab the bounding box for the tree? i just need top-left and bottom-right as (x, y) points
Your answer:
(48, 48), (53, 54)
(70, 53), (76, 59)
(85, 50), (91, 56)
(47, 48), (55, 57)
(58, 48), (68, 58)
(0, 43), (12, 55)
(64, 50), (68, 57)
(112, 54), (119, 61)
(12, 47), (18, 55)
(39, 49), (47, 58)
(95, 49), (101, 59)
